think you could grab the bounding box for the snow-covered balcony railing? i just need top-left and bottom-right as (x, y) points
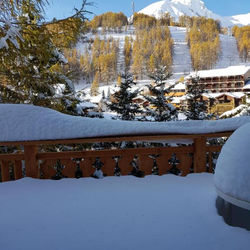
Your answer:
(1, 104), (250, 182)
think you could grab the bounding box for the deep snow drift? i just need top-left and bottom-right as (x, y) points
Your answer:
(0, 174), (249, 250)
(1, 104), (250, 142)
(215, 123), (250, 207)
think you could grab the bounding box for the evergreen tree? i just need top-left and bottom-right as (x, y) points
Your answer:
(0, 0), (91, 115)
(108, 73), (141, 120)
(91, 72), (99, 96)
(185, 75), (210, 120)
(144, 66), (178, 122)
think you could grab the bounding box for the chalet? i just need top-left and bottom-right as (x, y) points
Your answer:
(187, 65), (250, 93)
(201, 92), (246, 115)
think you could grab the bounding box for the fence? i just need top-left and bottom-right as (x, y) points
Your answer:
(0, 131), (232, 182)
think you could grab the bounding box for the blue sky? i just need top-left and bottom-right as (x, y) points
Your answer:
(45, 0), (250, 20)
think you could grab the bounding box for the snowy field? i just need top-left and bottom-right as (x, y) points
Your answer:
(0, 174), (249, 250)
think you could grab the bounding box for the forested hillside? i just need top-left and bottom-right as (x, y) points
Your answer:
(186, 17), (221, 70)
(232, 25), (250, 62)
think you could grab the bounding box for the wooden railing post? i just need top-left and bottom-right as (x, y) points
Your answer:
(14, 160), (23, 180)
(194, 137), (206, 173)
(24, 145), (39, 178)
(1, 161), (10, 182)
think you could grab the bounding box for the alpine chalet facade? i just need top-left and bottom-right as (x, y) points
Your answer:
(187, 65), (250, 93)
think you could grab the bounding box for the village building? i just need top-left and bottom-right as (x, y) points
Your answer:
(201, 92), (246, 115)
(187, 65), (250, 93)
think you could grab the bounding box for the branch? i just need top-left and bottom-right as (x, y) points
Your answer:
(0, 0), (94, 26)
(44, 0), (94, 26)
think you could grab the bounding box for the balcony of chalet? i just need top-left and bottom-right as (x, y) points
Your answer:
(1, 104), (250, 250)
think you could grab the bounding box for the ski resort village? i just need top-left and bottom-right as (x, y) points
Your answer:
(1, 0), (250, 250)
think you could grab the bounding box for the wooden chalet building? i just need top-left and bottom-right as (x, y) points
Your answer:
(187, 65), (250, 93)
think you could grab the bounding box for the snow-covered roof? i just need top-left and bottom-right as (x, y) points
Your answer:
(188, 65), (250, 79)
(202, 92), (245, 99)
(215, 123), (250, 209)
(225, 92), (245, 99)
(172, 82), (186, 90)
(202, 93), (224, 99)
(171, 97), (181, 104)
(1, 104), (250, 142)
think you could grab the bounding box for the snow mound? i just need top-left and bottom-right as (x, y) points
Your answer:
(1, 104), (250, 142)
(214, 123), (250, 209)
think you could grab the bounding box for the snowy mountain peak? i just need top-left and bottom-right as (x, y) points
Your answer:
(138, 0), (250, 27)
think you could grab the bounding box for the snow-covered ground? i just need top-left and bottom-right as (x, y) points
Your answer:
(215, 33), (243, 69)
(0, 174), (249, 250)
(169, 26), (192, 79)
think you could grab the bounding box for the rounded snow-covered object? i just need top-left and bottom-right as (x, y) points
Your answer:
(214, 123), (250, 210)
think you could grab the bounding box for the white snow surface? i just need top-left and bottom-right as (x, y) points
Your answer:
(230, 13), (250, 26)
(1, 104), (250, 142)
(188, 65), (250, 78)
(215, 34), (243, 69)
(0, 174), (250, 250)
(169, 26), (192, 78)
(138, 0), (250, 26)
(214, 123), (250, 204)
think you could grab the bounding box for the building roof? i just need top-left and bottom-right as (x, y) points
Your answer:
(188, 65), (250, 79)
(172, 82), (186, 90)
(202, 92), (245, 99)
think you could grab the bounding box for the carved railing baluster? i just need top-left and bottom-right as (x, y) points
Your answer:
(51, 160), (66, 180)
(168, 153), (181, 175)
(72, 158), (83, 179)
(130, 155), (145, 178)
(149, 154), (160, 175)
(158, 153), (171, 175)
(112, 156), (121, 176)
(92, 157), (104, 179)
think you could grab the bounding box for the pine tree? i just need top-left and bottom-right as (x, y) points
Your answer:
(185, 75), (211, 120)
(91, 72), (99, 96)
(108, 73), (141, 120)
(117, 75), (122, 86)
(144, 66), (178, 122)
(0, 0), (90, 115)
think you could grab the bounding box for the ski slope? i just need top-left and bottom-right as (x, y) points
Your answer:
(215, 33), (243, 69)
(169, 26), (192, 79)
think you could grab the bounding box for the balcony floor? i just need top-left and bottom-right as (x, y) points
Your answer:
(0, 173), (249, 250)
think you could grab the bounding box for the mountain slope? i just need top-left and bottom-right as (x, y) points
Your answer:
(215, 34), (242, 69)
(169, 26), (192, 78)
(138, 0), (250, 27)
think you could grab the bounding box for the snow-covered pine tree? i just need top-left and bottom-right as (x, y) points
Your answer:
(108, 73), (141, 120)
(185, 75), (211, 120)
(144, 66), (178, 122)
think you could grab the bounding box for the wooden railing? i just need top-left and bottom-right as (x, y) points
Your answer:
(0, 132), (233, 182)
